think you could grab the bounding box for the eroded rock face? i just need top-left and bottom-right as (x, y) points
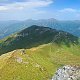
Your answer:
(52, 65), (80, 80)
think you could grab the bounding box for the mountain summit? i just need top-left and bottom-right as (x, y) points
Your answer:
(0, 25), (79, 55)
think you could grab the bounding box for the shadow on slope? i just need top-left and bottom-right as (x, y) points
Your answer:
(0, 25), (79, 55)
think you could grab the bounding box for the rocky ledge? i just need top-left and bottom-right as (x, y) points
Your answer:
(52, 65), (80, 80)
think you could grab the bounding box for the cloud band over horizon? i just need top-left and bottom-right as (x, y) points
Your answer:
(0, 0), (80, 21)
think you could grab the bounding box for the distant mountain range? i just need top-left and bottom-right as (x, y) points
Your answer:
(0, 18), (80, 39)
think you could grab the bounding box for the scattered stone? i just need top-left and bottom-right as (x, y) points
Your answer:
(20, 49), (26, 55)
(16, 57), (23, 63)
(23, 62), (29, 64)
(35, 63), (40, 68)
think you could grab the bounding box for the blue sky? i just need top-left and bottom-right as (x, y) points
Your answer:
(0, 0), (80, 21)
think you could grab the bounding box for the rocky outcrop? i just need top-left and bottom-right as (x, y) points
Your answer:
(52, 65), (80, 80)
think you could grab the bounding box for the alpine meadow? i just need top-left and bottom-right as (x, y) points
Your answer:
(0, 0), (80, 80)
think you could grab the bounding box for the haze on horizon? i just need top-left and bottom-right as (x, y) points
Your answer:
(0, 0), (80, 21)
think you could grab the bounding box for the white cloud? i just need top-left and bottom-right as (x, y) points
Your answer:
(0, 6), (8, 11)
(0, 0), (53, 11)
(59, 8), (77, 13)
(56, 8), (80, 20)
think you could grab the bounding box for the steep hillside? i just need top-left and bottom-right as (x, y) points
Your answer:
(0, 25), (79, 55)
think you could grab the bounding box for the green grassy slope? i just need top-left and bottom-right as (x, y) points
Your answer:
(0, 43), (80, 80)
(0, 25), (80, 80)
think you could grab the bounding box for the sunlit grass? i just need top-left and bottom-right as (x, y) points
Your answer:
(0, 43), (80, 80)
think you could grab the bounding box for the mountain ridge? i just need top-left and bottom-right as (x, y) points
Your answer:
(0, 25), (79, 55)
(0, 19), (80, 39)
(0, 25), (80, 80)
